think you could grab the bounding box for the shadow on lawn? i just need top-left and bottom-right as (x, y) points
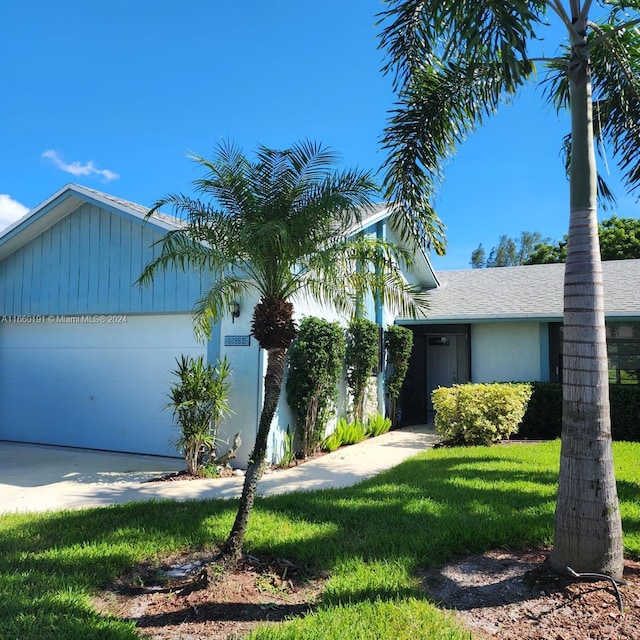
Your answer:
(1, 444), (637, 639)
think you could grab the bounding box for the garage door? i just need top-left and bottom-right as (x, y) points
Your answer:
(0, 314), (206, 456)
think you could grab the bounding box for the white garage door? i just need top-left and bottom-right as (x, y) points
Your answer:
(0, 314), (206, 456)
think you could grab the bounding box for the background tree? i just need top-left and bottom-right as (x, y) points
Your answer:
(472, 215), (640, 265)
(471, 231), (547, 267)
(379, 1), (640, 579)
(470, 243), (486, 269)
(525, 238), (568, 264)
(286, 317), (345, 458)
(139, 140), (428, 568)
(598, 215), (640, 261)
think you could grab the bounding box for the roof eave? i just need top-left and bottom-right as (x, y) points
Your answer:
(0, 183), (179, 261)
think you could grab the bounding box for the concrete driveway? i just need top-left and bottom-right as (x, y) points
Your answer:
(0, 424), (439, 515)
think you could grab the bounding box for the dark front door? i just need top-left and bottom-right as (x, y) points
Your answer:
(400, 325), (470, 425)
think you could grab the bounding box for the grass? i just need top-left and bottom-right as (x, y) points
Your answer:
(1, 441), (638, 639)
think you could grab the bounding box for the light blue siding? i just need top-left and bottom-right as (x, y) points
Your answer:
(0, 202), (206, 315)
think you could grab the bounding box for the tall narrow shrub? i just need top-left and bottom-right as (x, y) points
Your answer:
(345, 318), (379, 423)
(286, 317), (345, 457)
(385, 324), (413, 427)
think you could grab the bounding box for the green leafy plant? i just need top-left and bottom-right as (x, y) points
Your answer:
(286, 317), (346, 457)
(342, 419), (368, 445)
(167, 355), (232, 475)
(324, 417), (369, 451)
(432, 383), (532, 446)
(365, 413), (392, 438)
(198, 461), (222, 478)
(384, 325), (413, 427)
(345, 318), (380, 423)
(322, 430), (343, 452)
(277, 427), (297, 469)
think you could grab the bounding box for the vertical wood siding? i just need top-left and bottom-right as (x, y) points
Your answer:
(0, 203), (206, 315)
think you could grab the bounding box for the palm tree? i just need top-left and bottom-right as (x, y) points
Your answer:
(378, 1), (640, 580)
(139, 140), (429, 566)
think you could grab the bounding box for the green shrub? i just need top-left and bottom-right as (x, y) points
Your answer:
(518, 382), (563, 440)
(432, 383), (532, 446)
(167, 355), (232, 475)
(365, 413), (392, 437)
(610, 385), (640, 441)
(518, 382), (640, 442)
(323, 430), (343, 452)
(384, 325), (413, 427)
(286, 317), (346, 457)
(346, 318), (380, 422)
(339, 417), (369, 445)
(323, 417), (370, 451)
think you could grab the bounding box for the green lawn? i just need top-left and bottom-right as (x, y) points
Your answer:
(1, 441), (638, 640)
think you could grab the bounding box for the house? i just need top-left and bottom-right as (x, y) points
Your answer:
(2, 184), (637, 462)
(398, 260), (640, 425)
(0, 184), (436, 465)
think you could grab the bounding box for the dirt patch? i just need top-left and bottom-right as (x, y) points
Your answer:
(147, 468), (236, 482)
(93, 551), (326, 640)
(147, 450), (330, 483)
(420, 548), (640, 640)
(94, 547), (640, 639)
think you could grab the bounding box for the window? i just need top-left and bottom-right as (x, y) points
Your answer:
(549, 322), (640, 385)
(607, 324), (640, 385)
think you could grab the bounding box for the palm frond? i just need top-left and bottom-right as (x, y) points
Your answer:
(588, 18), (640, 197)
(295, 236), (429, 319)
(140, 139), (427, 341)
(136, 228), (215, 287)
(192, 276), (252, 341)
(377, 0), (543, 91)
(380, 59), (522, 253)
(543, 16), (640, 202)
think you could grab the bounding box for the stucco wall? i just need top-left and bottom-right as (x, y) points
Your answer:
(471, 322), (541, 382)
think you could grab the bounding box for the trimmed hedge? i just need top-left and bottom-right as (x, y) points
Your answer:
(517, 383), (562, 440)
(432, 383), (532, 446)
(516, 382), (640, 442)
(286, 317), (345, 457)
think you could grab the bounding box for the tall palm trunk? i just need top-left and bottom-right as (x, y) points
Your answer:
(549, 26), (624, 580)
(221, 347), (287, 567)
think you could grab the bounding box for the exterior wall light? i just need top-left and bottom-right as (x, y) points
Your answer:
(229, 301), (240, 323)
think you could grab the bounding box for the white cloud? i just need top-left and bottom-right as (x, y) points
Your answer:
(42, 149), (120, 182)
(0, 194), (30, 232)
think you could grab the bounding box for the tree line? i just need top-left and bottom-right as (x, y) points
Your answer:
(470, 215), (640, 268)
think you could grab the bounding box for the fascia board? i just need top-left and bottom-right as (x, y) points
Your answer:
(0, 184), (179, 261)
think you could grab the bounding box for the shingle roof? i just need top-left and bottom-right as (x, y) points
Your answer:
(423, 259), (640, 322)
(71, 184), (182, 228)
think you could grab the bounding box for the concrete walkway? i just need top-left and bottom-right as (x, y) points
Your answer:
(0, 425), (439, 515)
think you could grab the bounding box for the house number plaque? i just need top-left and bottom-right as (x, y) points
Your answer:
(224, 335), (251, 346)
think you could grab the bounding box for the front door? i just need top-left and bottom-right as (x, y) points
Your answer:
(426, 336), (460, 420)
(400, 325), (470, 425)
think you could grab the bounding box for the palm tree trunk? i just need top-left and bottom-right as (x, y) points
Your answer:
(549, 29), (624, 580)
(221, 347), (287, 567)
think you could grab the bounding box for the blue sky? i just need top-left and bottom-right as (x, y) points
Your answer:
(1, 1), (637, 270)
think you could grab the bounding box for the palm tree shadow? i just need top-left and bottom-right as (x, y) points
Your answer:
(419, 549), (566, 611)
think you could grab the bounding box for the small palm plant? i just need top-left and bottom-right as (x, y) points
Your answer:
(139, 139), (428, 566)
(167, 355), (232, 476)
